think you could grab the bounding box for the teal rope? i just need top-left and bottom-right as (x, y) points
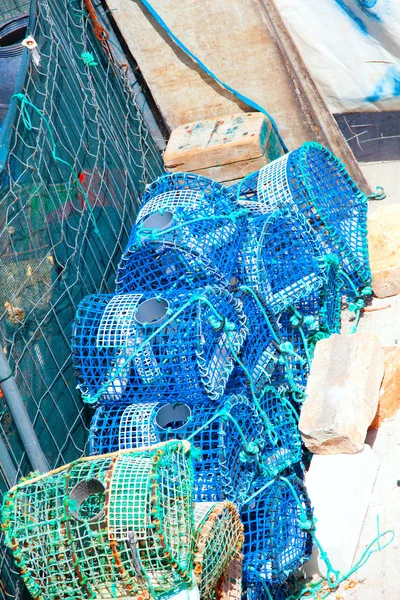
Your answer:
(366, 185), (386, 201)
(12, 93), (100, 236)
(136, 0), (289, 153)
(277, 476), (395, 600)
(137, 208), (249, 241)
(339, 269), (372, 334)
(237, 286), (306, 398)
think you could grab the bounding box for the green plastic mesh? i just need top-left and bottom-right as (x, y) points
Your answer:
(2, 441), (195, 599)
(193, 502), (243, 600)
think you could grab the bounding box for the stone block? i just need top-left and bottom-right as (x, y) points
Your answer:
(301, 445), (379, 578)
(370, 346), (400, 429)
(368, 204), (400, 298)
(299, 333), (384, 454)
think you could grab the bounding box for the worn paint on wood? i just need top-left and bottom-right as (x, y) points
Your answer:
(164, 112), (284, 182)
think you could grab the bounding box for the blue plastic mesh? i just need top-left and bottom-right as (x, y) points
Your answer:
(115, 240), (228, 294)
(234, 143), (370, 294)
(89, 403), (131, 455)
(126, 172), (247, 284)
(72, 287), (247, 404)
(237, 208), (327, 315)
(241, 475), (313, 585)
(269, 258), (342, 394)
(230, 288), (279, 395)
(228, 170), (258, 205)
(271, 317), (311, 393)
(90, 386), (301, 493)
(89, 395), (263, 506)
(256, 387), (302, 479)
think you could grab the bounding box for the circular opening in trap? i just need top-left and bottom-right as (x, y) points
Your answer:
(155, 403), (191, 431)
(69, 478), (106, 525)
(0, 16), (28, 47)
(135, 297), (169, 326)
(142, 210), (173, 231)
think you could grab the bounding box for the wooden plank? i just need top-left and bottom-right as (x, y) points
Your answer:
(106, 0), (320, 149)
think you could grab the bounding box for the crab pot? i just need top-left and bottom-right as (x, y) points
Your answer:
(128, 172), (247, 283)
(230, 289), (279, 395)
(115, 240), (228, 294)
(240, 475), (313, 585)
(89, 395), (263, 505)
(72, 287), (247, 404)
(271, 261), (343, 395)
(237, 208), (327, 315)
(2, 441), (195, 599)
(193, 502), (243, 600)
(235, 143), (371, 295)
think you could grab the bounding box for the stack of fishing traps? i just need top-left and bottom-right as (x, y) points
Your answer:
(2, 143), (371, 600)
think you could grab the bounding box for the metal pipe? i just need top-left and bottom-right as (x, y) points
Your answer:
(0, 350), (49, 474)
(0, 432), (17, 488)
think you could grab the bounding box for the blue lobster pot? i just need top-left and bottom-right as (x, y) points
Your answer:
(237, 208), (328, 315)
(89, 387), (300, 490)
(234, 143), (371, 295)
(241, 475), (313, 585)
(127, 172), (247, 284)
(115, 240), (228, 294)
(72, 287), (247, 404)
(89, 394), (263, 506)
(0, 15), (28, 126)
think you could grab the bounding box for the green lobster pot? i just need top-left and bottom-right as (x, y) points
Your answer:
(2, 441), (195, 599)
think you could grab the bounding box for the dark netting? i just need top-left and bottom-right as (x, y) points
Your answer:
(0, 0), (29, 25)
(0, 0), (163, 595)
(241, 475), (313, 586)
(72, 288), (247, 404)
